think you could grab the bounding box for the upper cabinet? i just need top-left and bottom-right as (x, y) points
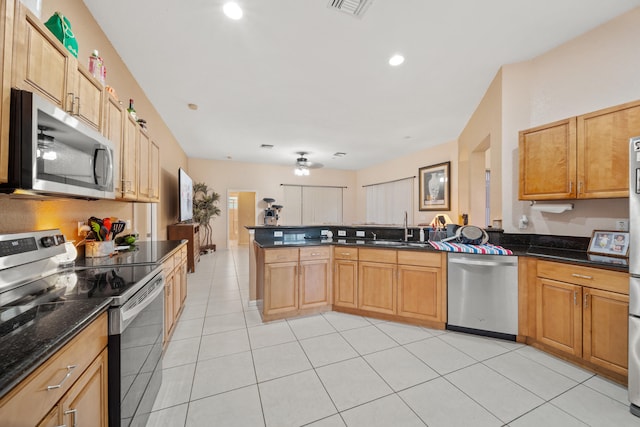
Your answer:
(519, 118), (577, 200)
(7, 2), (160, 202)
(0, 0), (15, 184)
(519, 100), (640, 201)
(11, 3), (103, 131)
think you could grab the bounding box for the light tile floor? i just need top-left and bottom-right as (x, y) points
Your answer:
(146, 247), (638, 427)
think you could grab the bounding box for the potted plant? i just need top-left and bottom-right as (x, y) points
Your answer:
(192, 182), (221, 253)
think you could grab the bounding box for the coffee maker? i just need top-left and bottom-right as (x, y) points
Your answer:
(263, 198), (283, 225)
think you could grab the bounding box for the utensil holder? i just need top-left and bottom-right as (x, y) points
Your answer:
(85, 240), (115, 257)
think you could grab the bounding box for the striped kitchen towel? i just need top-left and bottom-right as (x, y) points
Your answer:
(428, 241), (513, 255)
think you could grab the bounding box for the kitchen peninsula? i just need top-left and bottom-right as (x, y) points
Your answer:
(250, 224), (629, 385)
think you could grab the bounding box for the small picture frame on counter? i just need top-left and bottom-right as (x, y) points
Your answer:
(588, 230), (629, 258)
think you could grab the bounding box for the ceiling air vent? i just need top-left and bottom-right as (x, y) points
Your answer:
(328, 0), (373, 18)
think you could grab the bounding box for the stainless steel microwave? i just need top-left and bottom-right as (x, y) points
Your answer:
(1, 89), (115, 199)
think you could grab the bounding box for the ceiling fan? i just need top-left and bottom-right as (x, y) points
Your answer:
(294, 152), (323, 175)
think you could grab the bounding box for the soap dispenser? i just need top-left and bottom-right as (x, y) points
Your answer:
(419, 227), (425, 242)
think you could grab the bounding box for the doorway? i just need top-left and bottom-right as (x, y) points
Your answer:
(228, 191), (256, 246)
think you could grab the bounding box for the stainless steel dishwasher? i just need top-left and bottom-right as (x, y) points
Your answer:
(447, 253), (518, 340)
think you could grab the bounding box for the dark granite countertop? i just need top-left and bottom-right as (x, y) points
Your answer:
(75, 240), (186, 268)
(0, 298), (112, 399)
(255, 239), (628, 272)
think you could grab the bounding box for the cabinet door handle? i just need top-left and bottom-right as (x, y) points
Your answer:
(573, 291), (577, 305)
(74, 96), (80, 116)
(47, 365), (77, 390)
(66, 92), (75, 113)
(569, 181), (573, 193)
(64, 408), (77, 427)
(340, 252), (350, 256)
(584, 293), (589, 309)
(578, 181), (583, 195)
(311, 252), (321, 256)
(571, 273), (593, 280)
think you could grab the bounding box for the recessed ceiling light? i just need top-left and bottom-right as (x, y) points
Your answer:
(187, 103), (198, 110)
(223, 2), (243, 20)
(388, 54), (405, 66)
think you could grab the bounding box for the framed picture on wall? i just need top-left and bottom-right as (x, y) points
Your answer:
(419, 161), (450, 211)
(588, 230), (629, 258)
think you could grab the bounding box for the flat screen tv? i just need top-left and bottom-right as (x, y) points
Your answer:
(178, 168), (193, 222)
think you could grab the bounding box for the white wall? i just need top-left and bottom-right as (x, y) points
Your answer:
(500, 7), (640, 236)
(356, 140), (458, 226)
(187, 158), (357, 249)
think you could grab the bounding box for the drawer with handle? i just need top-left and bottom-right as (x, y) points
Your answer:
(537, 260), (628, 294)
(334, 246), (358, 260)
(300, 246), (331, 261)
(264, 248), (299, 263)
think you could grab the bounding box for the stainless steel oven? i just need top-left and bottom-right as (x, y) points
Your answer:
(0, 229), (164, 427)
(71, 265), (164, 427)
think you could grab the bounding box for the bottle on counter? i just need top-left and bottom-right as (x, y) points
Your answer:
(127, 99), (137, 120)
(419, 227), (425, 242)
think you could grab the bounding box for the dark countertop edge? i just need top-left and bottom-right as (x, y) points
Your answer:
(75, 240), (186, 268)
(0, 298), (112, 400)
(254, 240), (628, 272)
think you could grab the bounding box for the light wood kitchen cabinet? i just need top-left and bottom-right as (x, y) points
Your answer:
(536, 277), (583, 357)
(264, 260), (299, 316)
(258, 246), (332, 320)
(164, 266), (175, 343)
(533, 260), (629, 380)
(149, 140), (160, 202)
(0, 313), (108, 427)
(358, 248), (397, 316)
(103, 93), (125, 195)
(299, 247), (331, 309)
(520, 100), (640, 201)
(138, 129), (151, 201)
(12, 2), (104, 131)
(519, 118), (577, 200)
(0, 0), (15, 184)
(397, 251), (446, 323)
(576, 101), (640, 199)
(333, 246), (358, 308)
(57, 348), (109, 427)
(121, 113), (139, 200)
(163, 243), (188, 345)
(583, 287), (629, 376)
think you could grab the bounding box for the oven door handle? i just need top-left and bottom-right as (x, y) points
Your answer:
(121, 278), (164, 325)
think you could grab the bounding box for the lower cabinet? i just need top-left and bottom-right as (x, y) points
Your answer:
(583, 287), (629, 375)
(533, 260), (629, 379)
(52, 348), (109, 427)
(264, 261), (299, 316)
(260, 246), (331, 320)
(163, 243), (189, 345)
(0, 313), (108, 427)
(331, 246), (447, 327)
(358, 260), (397, 315)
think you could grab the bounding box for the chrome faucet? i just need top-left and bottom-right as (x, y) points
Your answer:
(371, 231), (377, 240)
(403, 211), (413, 241)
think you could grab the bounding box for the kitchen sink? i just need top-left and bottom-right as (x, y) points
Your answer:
(406, 242), (430, 248)
(372, 240), (405, 246)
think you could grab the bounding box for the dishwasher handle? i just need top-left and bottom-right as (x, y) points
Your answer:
(448, 257), (517, 267)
